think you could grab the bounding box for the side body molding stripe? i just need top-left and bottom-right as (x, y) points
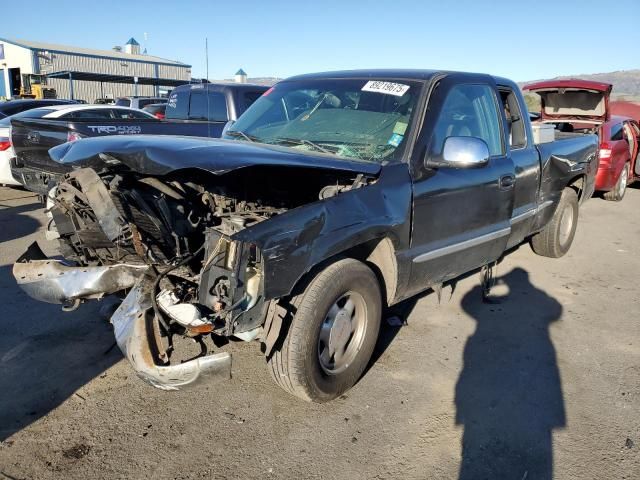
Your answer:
(412, 227), (511, 263)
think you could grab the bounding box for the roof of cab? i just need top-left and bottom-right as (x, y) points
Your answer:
(283, 69), (520, 89)
(285, 69), (442, 81)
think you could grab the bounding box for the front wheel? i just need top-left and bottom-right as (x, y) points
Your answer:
(531, 187), (579, 258)
(603, 162), (629, 202)
(267, 258), (382, 402)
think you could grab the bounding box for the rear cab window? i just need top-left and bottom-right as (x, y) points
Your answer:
(115, 98), (131, 107)
(188, 89), (228, 122)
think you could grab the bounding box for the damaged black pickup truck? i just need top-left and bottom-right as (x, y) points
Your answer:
(13, 70), (598, 402)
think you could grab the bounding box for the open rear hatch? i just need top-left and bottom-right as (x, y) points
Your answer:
(523, 80), (612, 124)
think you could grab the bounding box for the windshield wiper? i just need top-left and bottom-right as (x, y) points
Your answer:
(272, 137), (333, 154)
(226, 130), (258, 142)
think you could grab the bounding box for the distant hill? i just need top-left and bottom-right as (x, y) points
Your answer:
(520, 70), (640, 101)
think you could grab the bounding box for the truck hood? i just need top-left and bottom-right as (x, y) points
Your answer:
(523, 80), (612, 123)
(48, 135), (382, 177)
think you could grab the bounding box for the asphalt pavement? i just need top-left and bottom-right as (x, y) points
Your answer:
(0, 185), (638, 480)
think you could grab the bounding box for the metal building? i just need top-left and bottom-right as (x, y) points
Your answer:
(0, 37), (192, 102)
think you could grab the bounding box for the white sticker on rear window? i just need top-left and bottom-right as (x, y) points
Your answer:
(362, 81), (410, 97)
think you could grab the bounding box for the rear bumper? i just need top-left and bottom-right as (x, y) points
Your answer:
(10, 160), (64, 195)
(13, 242), (232, 390)
(595, 162), (620, 191)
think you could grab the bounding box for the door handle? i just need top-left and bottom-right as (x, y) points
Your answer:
(499, 174), (515, 189)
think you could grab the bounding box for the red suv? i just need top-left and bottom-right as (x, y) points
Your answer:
(524, 80), (639, 201)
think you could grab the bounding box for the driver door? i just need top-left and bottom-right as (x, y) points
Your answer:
(406, 76), (515, 296)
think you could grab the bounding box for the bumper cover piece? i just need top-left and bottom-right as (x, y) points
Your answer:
(111, 274), (232, 390)
(13, 242), (148, 304)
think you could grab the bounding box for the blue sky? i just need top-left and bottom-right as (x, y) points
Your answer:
(5, 0), (640, 81)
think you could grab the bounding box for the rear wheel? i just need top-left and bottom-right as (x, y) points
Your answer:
(531, 187), (579, 258)
(267, 258), (382, 402)
(603, 162), (629, 202)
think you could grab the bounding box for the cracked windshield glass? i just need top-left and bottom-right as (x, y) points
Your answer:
(224, 79), (423, 163)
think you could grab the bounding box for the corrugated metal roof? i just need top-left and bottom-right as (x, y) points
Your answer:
(0, 37), (191, 67)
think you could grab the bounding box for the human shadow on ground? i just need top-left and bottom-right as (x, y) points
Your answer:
(0, 263), (121, 441)
(455, 267), (565, 480)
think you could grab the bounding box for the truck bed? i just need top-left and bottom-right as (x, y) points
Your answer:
(535, 131), (599, 213)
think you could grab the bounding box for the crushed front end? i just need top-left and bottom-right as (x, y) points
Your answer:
(13, 157), (372, 390)
(12, 165), (281, 389)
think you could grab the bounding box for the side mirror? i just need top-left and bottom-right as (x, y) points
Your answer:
(221, 120), (236, 136)
(426, 136), (490, 169)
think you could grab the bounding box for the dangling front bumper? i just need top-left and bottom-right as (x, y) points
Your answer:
(111, 274), (232, 391)
(13, 242), (232, 390)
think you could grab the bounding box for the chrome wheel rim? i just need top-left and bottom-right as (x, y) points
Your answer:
(317, 291), (367, 375)
(618, 166), (628, 198)
(558, 203), (574, 247)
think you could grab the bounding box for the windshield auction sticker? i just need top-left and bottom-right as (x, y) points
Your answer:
(362, 81), (410, 97)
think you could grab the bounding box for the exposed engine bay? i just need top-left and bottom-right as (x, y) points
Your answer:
(15, 163), (373, 389)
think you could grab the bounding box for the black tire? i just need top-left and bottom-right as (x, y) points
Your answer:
(603, 162), (629, 202)
(267, 258), (382, 402)
(531, 187), (579, 258)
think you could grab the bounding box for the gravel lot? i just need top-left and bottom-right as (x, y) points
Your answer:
(0, 185), (638, 480)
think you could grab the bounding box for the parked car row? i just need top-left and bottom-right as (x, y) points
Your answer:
(10, 69), (601, 402)
(2, 83), (269, 190)
(115, 96), (167, 109)
(2, 104), (154, 188)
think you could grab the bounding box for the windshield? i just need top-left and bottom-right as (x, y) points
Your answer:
(223, 78), (423, 163)
(0, 108), (56, 127)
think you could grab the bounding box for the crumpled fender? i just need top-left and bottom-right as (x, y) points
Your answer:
(233, 163), (413, 300)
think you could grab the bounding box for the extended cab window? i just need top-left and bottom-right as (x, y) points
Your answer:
(165, 89), (190, 120)
(188, 90), (228, 122)
(500, 89), (526, 149)
(432, 84), (503, 157)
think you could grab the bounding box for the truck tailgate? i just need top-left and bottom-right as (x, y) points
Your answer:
(11, 119), (73, 174)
